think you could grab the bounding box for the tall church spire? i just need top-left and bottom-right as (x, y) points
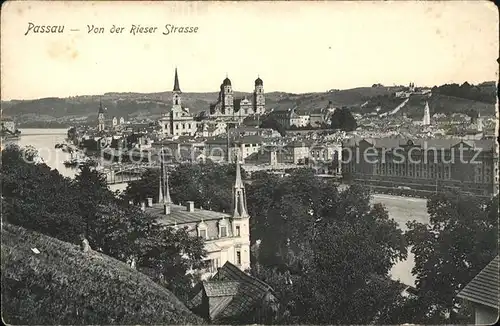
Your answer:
(422, 101), (431, 126)
(173, 68), (181, 92)
(164, 164), (172, 204)
(158, 148), (164, 203)
(233, 153), (248, 218)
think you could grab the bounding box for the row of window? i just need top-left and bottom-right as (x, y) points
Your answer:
(198, 225), (241, 239)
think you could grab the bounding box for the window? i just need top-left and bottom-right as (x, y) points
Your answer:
(220, 226), (227, 238)
(199, 229), (207, 239)
(236, 250), (241, 265)
(208, 258), (220, 273)
(235, 226), (241, 237)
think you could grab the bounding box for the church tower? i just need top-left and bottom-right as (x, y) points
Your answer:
(172, 68), (182, 108)
(159, 151), (173, 215)
(422, 101), (431, 126)
(222, 75), (234, 116)
(232, 154), (251, 270)
(477, 112), (484, 132)
(97, 98), (105, 132)
(253, 76), (265, 114)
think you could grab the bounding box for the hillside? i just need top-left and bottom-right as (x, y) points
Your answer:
(403, 93), (496, 119)
(1, 223), (203, 325)
(1, 82), (496, 124)
(1, 86), (401, 123)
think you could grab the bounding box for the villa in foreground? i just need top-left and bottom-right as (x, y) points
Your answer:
(144, 157), (251, 278)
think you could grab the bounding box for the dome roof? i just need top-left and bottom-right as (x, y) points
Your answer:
(255, 77), (263, 86)
(223, 77), (232, 86)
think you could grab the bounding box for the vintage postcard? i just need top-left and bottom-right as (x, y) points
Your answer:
(1, 0), (498, 325)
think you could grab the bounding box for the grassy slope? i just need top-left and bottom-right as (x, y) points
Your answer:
(1, 223), (202, 325)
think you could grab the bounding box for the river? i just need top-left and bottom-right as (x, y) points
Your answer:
(7, 128), (426, 287)
(7, 128), (78, 178)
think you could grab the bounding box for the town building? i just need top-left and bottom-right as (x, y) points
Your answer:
(457, 256), (499, 325)
(196, 120), (227, 138)
(1, 118), (16, 134)
(204, 134), (265, 163)
(269, 107), (295, 129)
(229, 126), (281, 138)
(342, 137), (499, 197)
(144, 156), (252, 279)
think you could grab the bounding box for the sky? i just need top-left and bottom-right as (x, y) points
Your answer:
(1, 0), (498, 100)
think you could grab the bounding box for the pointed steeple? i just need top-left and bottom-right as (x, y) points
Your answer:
(173, 68), (181, 92)
(233, 153), (248, 218)
(164, 165), (172, 204)
(158, 148), (164, 203)
(234, 156), (244, 189)
(422, 101), (431, 126)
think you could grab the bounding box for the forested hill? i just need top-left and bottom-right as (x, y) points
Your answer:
(1, 223), (203, 325)
(1, 81), (496, 123)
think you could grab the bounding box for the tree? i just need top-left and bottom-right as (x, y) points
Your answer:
(247, 172), (408, 324)
(405, 192), (498, 323)
(123, 162), (243, 213)
(2, 145), (206, 304)
(329, 108), (358, 131)
(74, 163), (117, 238)
(260, 115), (286, 136)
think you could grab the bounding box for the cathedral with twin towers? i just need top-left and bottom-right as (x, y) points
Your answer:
(159, 68), (266, 137)
(209, 74), (266, 117)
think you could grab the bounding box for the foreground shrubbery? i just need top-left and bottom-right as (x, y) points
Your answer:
(1, 223), (202, 325)
(1, 144), (206, 323)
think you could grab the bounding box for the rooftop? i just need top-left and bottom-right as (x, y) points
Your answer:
(146, 203), (231, 226)
(343, 137), (496, 151)
(457, 256), (499, 309)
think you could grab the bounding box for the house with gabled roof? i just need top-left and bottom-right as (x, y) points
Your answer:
(187, 261), (279, 324)
(457, 256), (499, 325)
(144, 155), (252, 279)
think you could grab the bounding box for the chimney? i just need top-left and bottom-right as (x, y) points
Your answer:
(147, 197), (153, 207)
(140, 202), (146, 211)
(164, 204), (171, 215)
(186, 201), (195, 212)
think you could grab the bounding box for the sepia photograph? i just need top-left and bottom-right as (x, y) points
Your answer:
(1, 0), (498, 325)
